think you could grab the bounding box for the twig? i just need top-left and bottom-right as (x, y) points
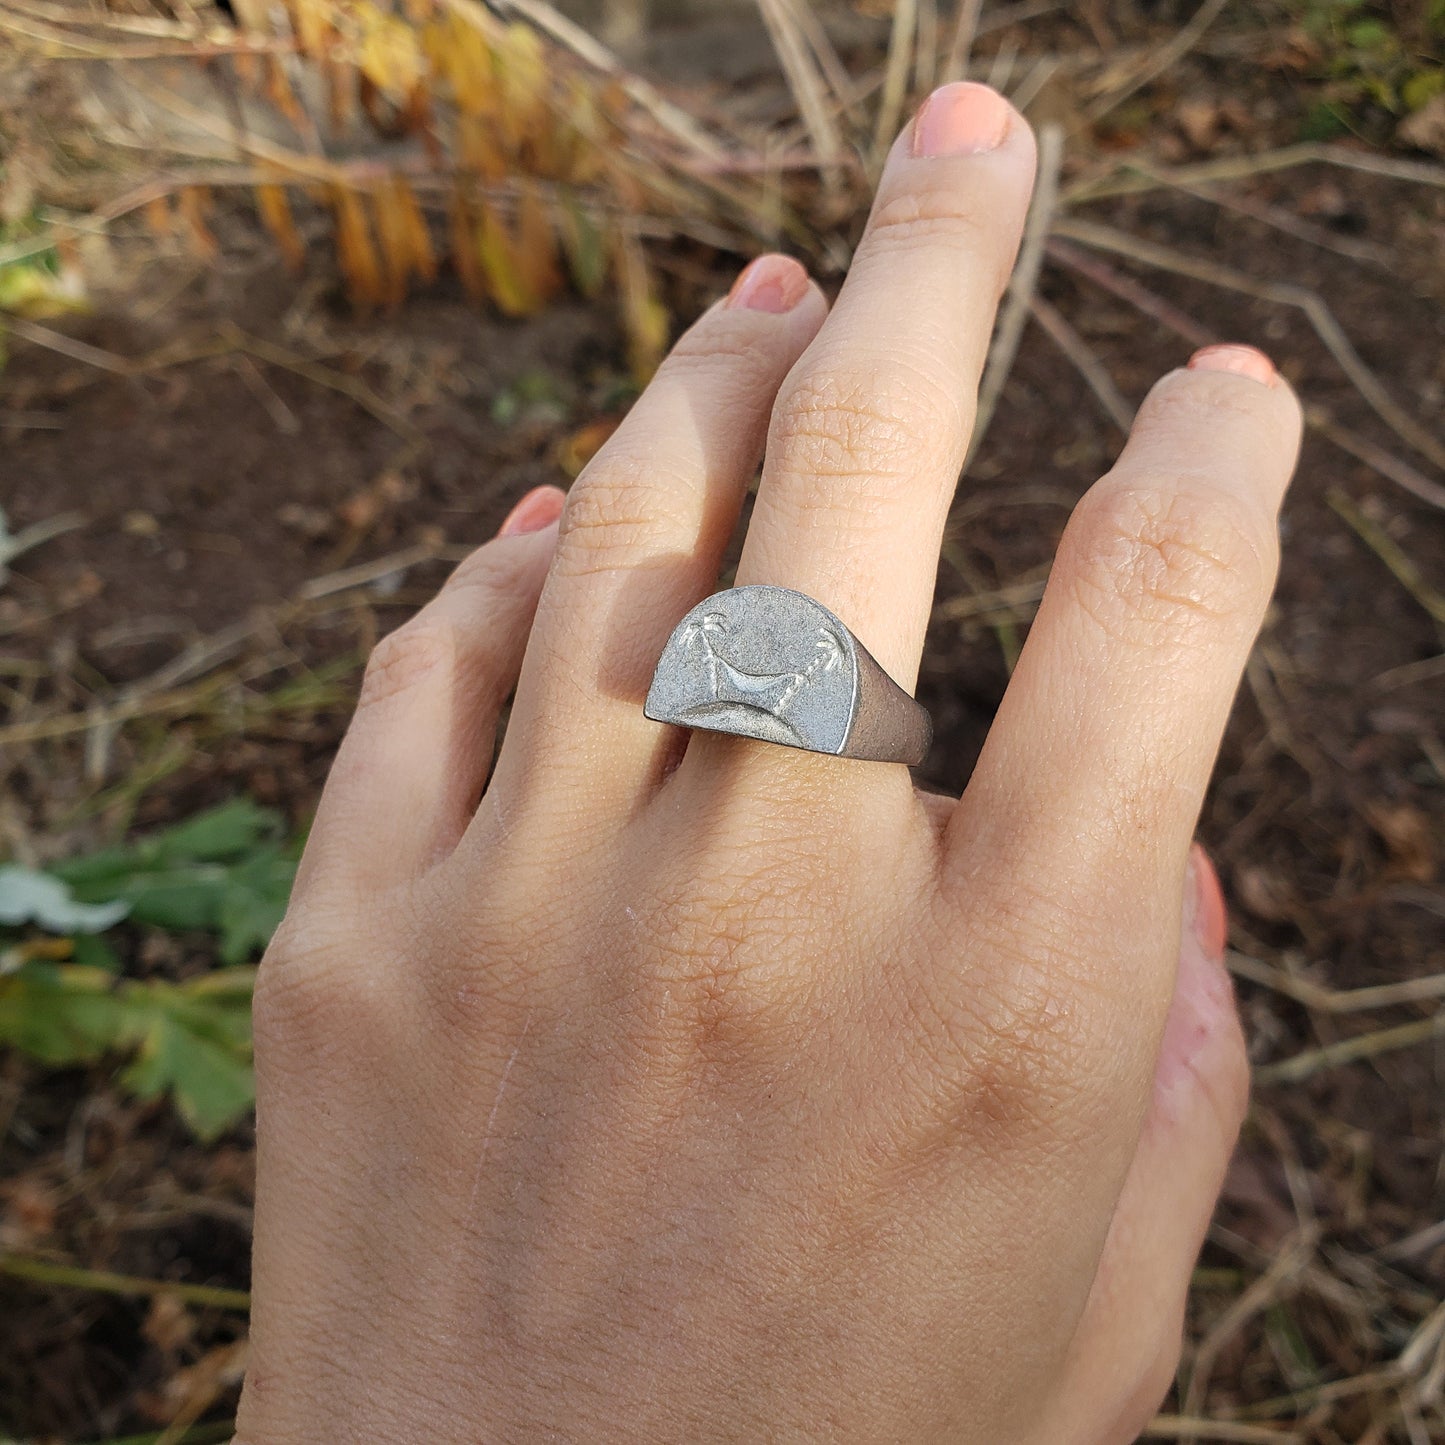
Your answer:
(1312, 409), (1445, 513)
(941, 0), (984, 83)
(969, 121), (1063, 465)
(1046, 238), (1214, 346)
(1047, 243), (1445, 511)
(0, 510), (86, 581)
(1052, 217), (1445, 479)
(914, 0), (938, 96)
(1256, 1014), (1445, 1086)
(1327, 489), (1445, 624)
(782, 0), (860, 126)
(755, 0), (846, 181)
(0, 1254), (250, 1311)
(1008, 54), (1060, 114)
(984, 33), (1018, 94)
(297, 542), (452, 601)
(1028, 294), (1134, 432)
(873, 0), (918, 166)
(223, 326), (416, 440)
(1065, 141), (1445, 206)
(2, 317), (135, 374)
(1084, 0), (1238, 128)
(1229, 953), (1445, 1015)
(1180, 1229), (1318, 1436)
(1143, 1419), (1303, 1444)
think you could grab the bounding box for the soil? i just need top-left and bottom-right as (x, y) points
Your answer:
(3, 23), (1445, 1444)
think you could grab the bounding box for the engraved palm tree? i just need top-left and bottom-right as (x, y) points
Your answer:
(682, 613), (842, 718)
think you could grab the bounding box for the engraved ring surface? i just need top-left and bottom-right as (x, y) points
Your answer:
(644, 585), (932, 765)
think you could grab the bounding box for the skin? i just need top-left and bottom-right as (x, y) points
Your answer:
(236, 83), (1302, 1443)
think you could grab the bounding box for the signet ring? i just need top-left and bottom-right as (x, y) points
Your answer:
(644, 586), (932, 766)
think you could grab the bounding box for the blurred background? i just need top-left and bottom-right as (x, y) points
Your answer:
(0, 1), (1442, 1440)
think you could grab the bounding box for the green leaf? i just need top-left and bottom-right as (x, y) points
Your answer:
(0, 963), (257, 1138)
(71, 932), (123, 973)
(152, 798), (283, 864)
(52, 800), (296, 961)
(121, 992), (255, 1141)
(557, 191), (606, 299)
(1345, 18), (1392, 51)
(0, 963), (132, 1065)
(0, 865), (130, 933)
(1404, 69), (1445, 111)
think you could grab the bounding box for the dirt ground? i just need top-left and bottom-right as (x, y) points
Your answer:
(2, 4), (1444, 1441)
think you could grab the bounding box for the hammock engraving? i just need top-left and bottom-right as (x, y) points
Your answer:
(677, 612), (844, 744)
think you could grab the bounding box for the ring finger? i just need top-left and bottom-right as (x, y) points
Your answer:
(483, 258), (828, 830)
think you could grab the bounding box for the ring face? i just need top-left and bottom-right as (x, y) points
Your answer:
(645, 586), (859, 755)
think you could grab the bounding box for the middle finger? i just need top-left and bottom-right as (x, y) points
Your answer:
(734, 83), (1037, 694)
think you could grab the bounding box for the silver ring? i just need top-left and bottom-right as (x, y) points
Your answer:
(644, 585), (932, 765)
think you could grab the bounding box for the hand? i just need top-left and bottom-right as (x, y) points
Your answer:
(237, 81), (1301, 1443)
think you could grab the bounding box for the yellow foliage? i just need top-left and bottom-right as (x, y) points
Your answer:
(352, 0), (426, 102)
(332, 186), (383, 307)
(255, 184), (306, 274)
(616, 232), (668, 383)
(231, 0), (692, 359)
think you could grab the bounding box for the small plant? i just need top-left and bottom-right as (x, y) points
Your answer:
(0, 799), (298, 1139)
(1290, 0), (1445, 138)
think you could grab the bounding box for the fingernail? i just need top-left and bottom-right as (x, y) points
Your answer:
(727, 254), (810, 313)
(911, 82), (1011, 158)
(1188, 344), (1278, 388)
(1184, 843), (1229, 962)
(497, 485), (565, 537)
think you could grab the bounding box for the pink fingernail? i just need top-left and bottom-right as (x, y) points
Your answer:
(727, 254), (810, 313)
(497, 485), (565, 537)
(911, 82), (1012, 158)
(1185, 843), (1229, 962)
(1188, 344), (1279, 389)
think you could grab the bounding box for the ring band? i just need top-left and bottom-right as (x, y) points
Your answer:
(644, 585), (932, 765)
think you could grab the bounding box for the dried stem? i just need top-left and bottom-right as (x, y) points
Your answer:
(969, 120), (1063, 466)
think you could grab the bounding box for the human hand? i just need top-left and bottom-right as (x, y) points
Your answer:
(237, 81), (1301, 1444)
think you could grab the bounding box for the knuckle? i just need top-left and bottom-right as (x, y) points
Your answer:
(444, 540), (520, 596)
(554, 453), (682, 575)
(667, 315), (795, 379)
(866, 184), (1008, 291)
(1059, 480), (1277, 649)
(254, 911), (399, 1074)
(770, 357), (965, 492)
(906, 955), (1102, 1145)
(357, 615), (456, 710)
(629, 868), (809, 1069)
(1143, 364), (1276, 428)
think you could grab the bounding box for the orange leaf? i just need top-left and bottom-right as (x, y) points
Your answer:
(448, 187), (486, 302)
(290, 0), (329, 56)
(616, 232), (668, 383)
(476, 201), (539, 316)
(255, 182), (305, 274)
(515, 184), (562, 305)
(557, 417), (620, 477)
(332, 186), (383, 308)
(494, 22), (549, 155)
(265, 55), (306, 129)
(353, 0), (425, 103)
(142, 194), (174, 239)
(178, 187), (220, 263)
(373, 174), (435, 306)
